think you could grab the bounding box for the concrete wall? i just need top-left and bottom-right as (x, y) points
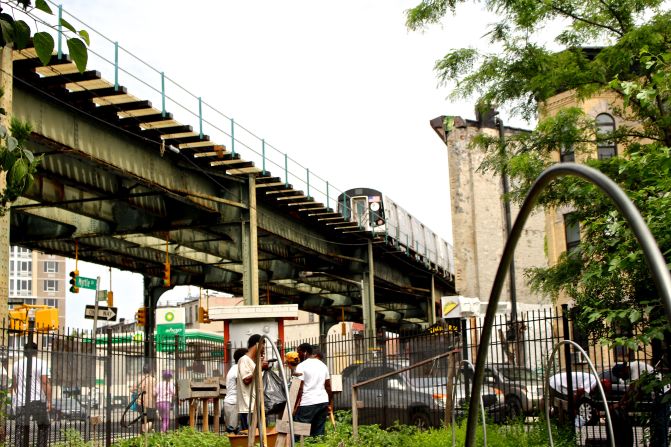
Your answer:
(444, 120), (549, 308)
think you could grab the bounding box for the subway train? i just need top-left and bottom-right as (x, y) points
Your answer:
(337, 187), (454, 278)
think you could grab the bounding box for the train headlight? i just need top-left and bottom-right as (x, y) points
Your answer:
(370, 202), (380, 212)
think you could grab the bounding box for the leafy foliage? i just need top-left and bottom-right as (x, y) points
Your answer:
(0, 0), (89, 71)
(407, 0), (671, 381)
(0, 116), (41, 215)
(113, 428), (231, 446)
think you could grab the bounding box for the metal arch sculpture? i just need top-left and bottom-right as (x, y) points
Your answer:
(465, 163), (671, 447)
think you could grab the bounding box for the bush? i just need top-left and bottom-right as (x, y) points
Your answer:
(113, 428), (230, 447)
(304, 411), (575, 447)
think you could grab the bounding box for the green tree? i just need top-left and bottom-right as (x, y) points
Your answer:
(407, 1), (671, 374)
(0, 1), (89, 214)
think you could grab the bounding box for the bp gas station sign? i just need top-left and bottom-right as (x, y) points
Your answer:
(156, 308), (186, 352)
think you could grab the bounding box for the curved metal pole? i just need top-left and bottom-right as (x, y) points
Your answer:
(465, 163), (671, 447)
(255, 335), (295, 447)
(451, 360), (487, 446)
(543, 340), (614, 447)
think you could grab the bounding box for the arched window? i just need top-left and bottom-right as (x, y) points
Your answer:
(596, 113), (616, 159)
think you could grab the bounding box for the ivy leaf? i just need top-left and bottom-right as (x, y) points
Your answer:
(59, 18), (76, 34)
(6, 136), (18, 152)
(35, 0), (53, 15)
(0, 125), (7, 139)
(66, 37), (87, 73)
(33, 32), (54, 66)
(22, 149), (33, 163)
(78, 30), (90, 46)
(13, 20), (30, 50)
(0, 18), (14, 46)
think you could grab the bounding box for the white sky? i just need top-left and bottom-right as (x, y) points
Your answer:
(42, 1), (521, 329)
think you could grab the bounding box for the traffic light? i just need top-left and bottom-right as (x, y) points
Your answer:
(162, 262), (170, 287)
(136, 307), (146, 326)
(107, 291), (114, 307)
(69, 270), (79, 294)
(198, 306), (211, 323)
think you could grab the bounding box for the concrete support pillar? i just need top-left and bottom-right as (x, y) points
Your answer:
(428, 275), (437, 324)
(364, 240), (376, 339)
(0, 46), (12, 322)
(242, 175), (259, 305)
(143, 276), (169, 361)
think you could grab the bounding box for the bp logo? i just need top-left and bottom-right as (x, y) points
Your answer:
(165, 311), (175, 322)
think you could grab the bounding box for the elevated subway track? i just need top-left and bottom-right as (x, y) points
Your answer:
(8, 47), (456, 333)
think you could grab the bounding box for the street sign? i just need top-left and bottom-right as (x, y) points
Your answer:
(84, 305), (117, 321)
(76, 276), (97, 290)
(96, 290), (108, 302)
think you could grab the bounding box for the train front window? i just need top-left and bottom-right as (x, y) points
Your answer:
(352, 197), (368, 226)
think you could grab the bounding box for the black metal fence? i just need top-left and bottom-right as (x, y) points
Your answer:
(0, 324), (226, 446)
(0, 307), (666, 446)
(284, 306), (666, 446)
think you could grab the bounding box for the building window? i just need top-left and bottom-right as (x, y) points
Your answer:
(308, 313), (315, 323)
(560, 144), (575, 162)
(44, 299), (59, 308)
(596, 113), (616, 160)
(9, 279), (14, 294)
(43, 280), (59, 292)
(22, 298), (36, 305)
(16, 279), (32, 295)
(18, 261), (32, 275)
(44, 261), (59, 273)
(564, 213), (580, 252)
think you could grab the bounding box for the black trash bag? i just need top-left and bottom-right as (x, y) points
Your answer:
(263, 369), (287, 415)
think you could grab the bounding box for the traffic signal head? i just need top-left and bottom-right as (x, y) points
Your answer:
(163, 262), (170, 287)
(69, 270), (79, 294)
(107, 291), (114, 307)
(136, 307), (146, 326)
(203, 308), (210, 324)
(198, 306), (205, 323)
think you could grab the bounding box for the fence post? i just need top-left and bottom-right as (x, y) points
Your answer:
(20, 319), (35, 447)
(561, 304), (575, 426)
(352, 387), (359, 440)
(461, 318), (470, 401)
(174, 334), (180, 431)
(381, 330), (388, 428)
(105, 327), (113, 447)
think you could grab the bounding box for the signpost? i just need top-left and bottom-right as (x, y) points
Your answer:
(84, 305), (117, 321)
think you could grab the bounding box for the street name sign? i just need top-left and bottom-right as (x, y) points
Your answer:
(84, 305), (117, 321)
(76, 276), (97, 290)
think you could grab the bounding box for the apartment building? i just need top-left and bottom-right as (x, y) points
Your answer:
(9, 246), (67, 328)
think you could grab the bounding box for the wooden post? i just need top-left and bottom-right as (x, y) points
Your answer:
(202, 398), (210, 432)
(351, 387), (359, 440)
(444, 351), (457, 426)
(213, 398), (221, 433)
(189, 400), (198, 428)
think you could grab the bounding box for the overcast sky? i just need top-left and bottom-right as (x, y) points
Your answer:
(39, 1), (521, 329)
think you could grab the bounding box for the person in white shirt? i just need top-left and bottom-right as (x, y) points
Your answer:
(224, 348), (247, 433)
(237, 334), (268, 431)
(293, 343), (332, 438)
(13, 341), (50, 447)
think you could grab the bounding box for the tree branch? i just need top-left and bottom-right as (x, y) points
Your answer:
(597, 0), (628, 34)
(549, 3), (624, 37)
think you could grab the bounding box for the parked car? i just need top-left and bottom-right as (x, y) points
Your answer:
(336, 362), (505, 429)
(475, 363), (544, 418)
(50, 397), (89, 421)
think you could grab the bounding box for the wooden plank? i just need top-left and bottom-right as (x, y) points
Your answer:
(276, 195), (305, 201)
(326, 221), (357, 227)
(161, 132), (198, 140)
(35, 63), (80, 76)
(256, 182), (285, 188)
(13, 48), (39, 61)
(117, 108), (161, 118)
(140, 119), (181, 130)
(194, 150), (234, 159)
(298, 206), (327, 212)
(287, 202), (321, 207)
(66, 79), (113, 91)
(276, 420), (311, 437)
(317, 216), (345, 221)
(202, 398), (210, 432)
(265, 189), (298, 196)
(227, 167), (262, 175)
(179, 140), (215, 149)
(93, 94), (141, 106)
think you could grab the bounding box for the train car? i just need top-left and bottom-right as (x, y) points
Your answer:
(337, 187), (454, 277)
